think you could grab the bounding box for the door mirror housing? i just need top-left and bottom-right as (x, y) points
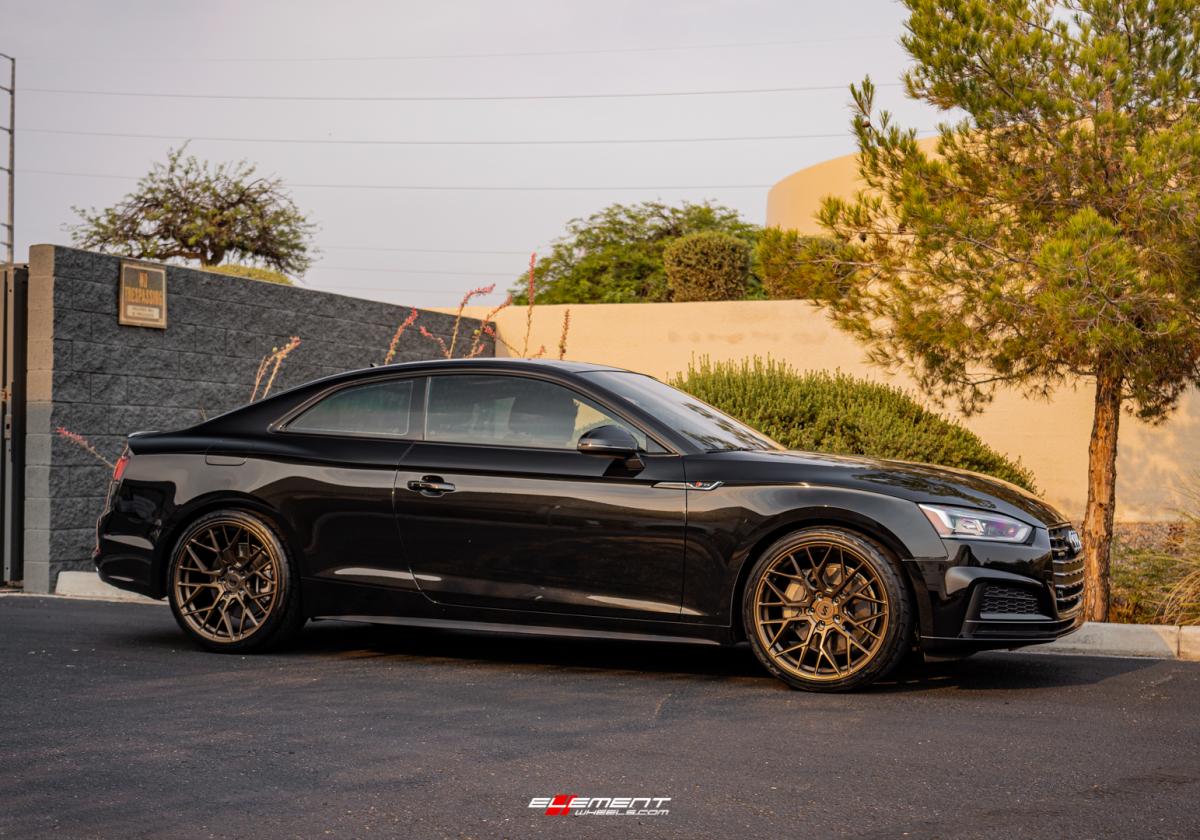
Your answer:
(577, 424), (640, 460)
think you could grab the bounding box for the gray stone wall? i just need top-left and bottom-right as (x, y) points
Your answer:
(23, 245), (493, 592)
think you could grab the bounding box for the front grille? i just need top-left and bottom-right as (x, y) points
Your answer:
(1049, 526), (1085, 615)
(980, 584), (1042, 616)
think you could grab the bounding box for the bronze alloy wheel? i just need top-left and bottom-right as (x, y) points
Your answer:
(170, 512), (293, 648)
(744, 528), (911, 691)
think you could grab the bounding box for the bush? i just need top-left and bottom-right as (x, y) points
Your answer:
(207, 263), (294, 285)
(669, 356), (1037, 491)
(664, 231), (751, 302)
(1110, 496), (1200, 625)
(512, 201), (760, 304)
(1109, 547), (1185, 624)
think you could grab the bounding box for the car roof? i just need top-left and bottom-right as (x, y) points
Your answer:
(374, 357), (632, 375)
(273, 357), (641, 405)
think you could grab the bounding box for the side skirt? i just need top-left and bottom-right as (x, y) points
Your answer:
(314, 614), (723, 646)
(301, 578), (733, 646)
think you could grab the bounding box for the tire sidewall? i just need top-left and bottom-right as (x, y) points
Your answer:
(742, 527), (913, 692)
(167, 509), (300, 653)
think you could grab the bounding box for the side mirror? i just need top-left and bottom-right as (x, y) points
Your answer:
(577, 424), (640, 460)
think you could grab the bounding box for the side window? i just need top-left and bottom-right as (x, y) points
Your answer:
(425, 374), (652, 451)
(288, 379), (415, 438)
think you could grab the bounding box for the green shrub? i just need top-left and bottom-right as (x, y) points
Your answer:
(669, 356), (1037, 491)
(1109, 547), (1184, 624)
(207, 263), (294, 285)
(663, 231), (751, 302)
(1110, 499), (1200, 625)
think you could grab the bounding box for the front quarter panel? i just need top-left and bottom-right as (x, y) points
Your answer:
(681, 482), (949, 627)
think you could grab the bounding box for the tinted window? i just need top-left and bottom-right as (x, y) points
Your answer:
(425, 374), (653, 451)
(581, 370), (782, 452)
(289, 379), (415, 437)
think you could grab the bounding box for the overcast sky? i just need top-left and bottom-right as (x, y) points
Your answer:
(2, 0), (941, 306)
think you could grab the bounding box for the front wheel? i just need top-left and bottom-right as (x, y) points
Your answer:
(167, 509), (304, 653)
(743, 528), (912, 692)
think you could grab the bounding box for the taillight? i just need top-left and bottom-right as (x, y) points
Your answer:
(112, 452), (130, 483)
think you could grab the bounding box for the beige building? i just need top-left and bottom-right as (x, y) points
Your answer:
(466, 145), (1196, 523)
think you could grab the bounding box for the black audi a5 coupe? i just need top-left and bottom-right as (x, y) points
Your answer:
(95, 358), (1084, 691)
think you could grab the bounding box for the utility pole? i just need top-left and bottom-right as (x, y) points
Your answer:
(0, 53), (12, 267)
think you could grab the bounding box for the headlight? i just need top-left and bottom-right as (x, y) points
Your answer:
(919, 504), (1033, 543)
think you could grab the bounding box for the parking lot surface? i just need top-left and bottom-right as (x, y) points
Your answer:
(1, 594), (1198, 839)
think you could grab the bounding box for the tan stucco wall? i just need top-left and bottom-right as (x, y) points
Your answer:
(765, 137), (940, 235)
(459, 300), (1197, 523)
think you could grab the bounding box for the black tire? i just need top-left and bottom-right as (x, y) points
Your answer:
(742, 527), (913, 692)
(166, 509), (304, 653)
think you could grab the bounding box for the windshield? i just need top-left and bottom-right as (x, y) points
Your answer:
(582, 370), (783, 452)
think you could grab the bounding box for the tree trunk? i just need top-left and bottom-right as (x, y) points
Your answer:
(1081, 368), (1122, 622)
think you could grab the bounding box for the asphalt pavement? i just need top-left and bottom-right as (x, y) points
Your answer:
(1, 594), (1198, 840)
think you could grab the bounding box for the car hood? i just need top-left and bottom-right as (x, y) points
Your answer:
(704, 449), (1068, 528)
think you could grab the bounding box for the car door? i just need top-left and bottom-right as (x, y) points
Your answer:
(396, 372), (687, 620)
(264, 375), (423, 586)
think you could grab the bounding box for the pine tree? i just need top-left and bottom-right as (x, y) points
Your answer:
(790, 0), (1200, 620)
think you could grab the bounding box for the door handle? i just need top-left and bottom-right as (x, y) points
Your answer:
(407, 476), (456, 496)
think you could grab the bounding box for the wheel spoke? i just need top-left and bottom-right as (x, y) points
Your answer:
(762, 578), (792, 605)
(238, 545), (268, 570)
(837, 626), (874, 657)
(183, 545), (219, 575)
(814, 633), (842, 676)
(843, 614), (887, 640)
(847, 591), (887, 606)
(767, 616), (798, 647)
(177, 582), (218, 610)
(829, 562), (864, 598)
(810, 545), (832, 583)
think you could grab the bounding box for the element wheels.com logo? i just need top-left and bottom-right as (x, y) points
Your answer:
(528, 794), (671, 817)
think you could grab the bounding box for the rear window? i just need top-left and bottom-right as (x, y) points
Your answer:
(288, 379), (415, 438)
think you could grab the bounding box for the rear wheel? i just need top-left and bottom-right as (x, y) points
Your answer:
(743, 528), (912, 692)
(167, 509), (304, 652)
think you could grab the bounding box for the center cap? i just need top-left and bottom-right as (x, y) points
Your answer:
(813, 598), (838, 621)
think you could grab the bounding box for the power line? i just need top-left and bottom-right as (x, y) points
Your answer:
(307, 285), (489, 295)
(309, 265), (513, 277)
(21, 169), (775, 191)
(23, 126), (858, 146)
(323, 245), (529, 255)
(319, 286), (506, 294)
(13, 35), (895, 64)
(24, 81), (898, 103)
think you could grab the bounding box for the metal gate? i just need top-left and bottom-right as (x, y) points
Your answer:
(2, 263), (26, 584)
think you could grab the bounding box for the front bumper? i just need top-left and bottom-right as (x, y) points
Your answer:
(908, 523), (1086, 655)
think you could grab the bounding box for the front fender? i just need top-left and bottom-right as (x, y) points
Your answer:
(681, 483), (948, 628)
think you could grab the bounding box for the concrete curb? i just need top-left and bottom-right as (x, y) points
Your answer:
(1038, 621), (1198, 661)
(52, 571), (162, 604)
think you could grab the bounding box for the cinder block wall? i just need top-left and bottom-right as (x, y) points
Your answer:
(24, 245), (492, 592)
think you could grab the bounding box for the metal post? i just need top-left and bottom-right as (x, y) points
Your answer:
(0, 53), (12, 268)
(0, 54), (14, 584)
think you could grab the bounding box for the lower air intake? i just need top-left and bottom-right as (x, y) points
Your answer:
(980, 584), (1042, 616)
